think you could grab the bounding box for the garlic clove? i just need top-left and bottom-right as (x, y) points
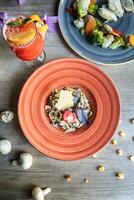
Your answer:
(42, 187), (52, 196)
(32, 187), (52, 200)
(19, 153), (33, 170)
(0, 139), (12, 155)
(12, 160), (18, 166)
(0, 111), (14, 123)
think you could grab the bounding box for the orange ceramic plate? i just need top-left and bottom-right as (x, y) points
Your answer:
(18, 58), (120, 160)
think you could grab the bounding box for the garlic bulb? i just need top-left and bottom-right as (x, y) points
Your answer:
(32, 187), (52, 200)
(19, 153), (33, 169)
(0, 139), (12, 155)
(32, 187), (44, 200)
(12, 152), (33, 170)
(0, 111), (14, 123)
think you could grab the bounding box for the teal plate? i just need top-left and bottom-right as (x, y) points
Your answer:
(58, 0), (134, 65)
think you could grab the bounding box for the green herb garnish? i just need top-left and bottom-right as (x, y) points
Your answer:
(7, 21), (21, 27)
(22, 17), (31, 25)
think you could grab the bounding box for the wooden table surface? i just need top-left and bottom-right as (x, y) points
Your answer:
(0, 1), (134, 200)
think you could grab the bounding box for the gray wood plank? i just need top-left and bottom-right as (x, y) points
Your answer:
(0, 0), (59, 15)
(0, 0), (134, 200)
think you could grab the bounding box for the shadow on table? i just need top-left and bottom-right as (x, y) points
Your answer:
(8, 64), (37, 138)
(53, 0), (81, 59)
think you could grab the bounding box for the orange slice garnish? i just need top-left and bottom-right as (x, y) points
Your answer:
(7, 22), (36, 46)
(28, 15), (48, 39)
(29, 15), (42, 23)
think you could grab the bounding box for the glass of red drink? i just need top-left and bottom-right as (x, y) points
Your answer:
(3, 15), (48, 67)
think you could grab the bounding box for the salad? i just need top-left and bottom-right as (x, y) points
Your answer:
(45, 87), (92, 133)
(69, 0), (134, 49)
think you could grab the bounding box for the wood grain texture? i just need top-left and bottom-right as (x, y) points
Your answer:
(0, 0), (134, 200)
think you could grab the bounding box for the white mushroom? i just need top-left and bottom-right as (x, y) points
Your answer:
(12, 152), (33, 170)
(0, 139), (12, 155)
(0, 111), (14, 123)
(32, 187), (52, 200)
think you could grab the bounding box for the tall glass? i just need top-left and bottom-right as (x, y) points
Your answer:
(3, 16), (47, 67)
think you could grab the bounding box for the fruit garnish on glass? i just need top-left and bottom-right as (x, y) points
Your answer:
(3, 15), (48, 66)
